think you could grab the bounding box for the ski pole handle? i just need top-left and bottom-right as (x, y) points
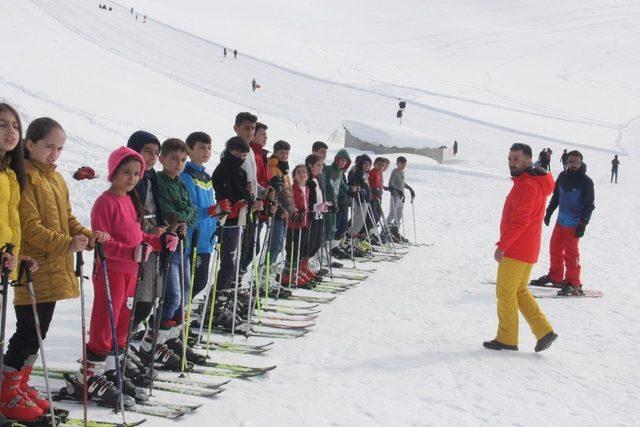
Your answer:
(75, 251), (84, 278)
(17, 260), (32, 284)
(95, 242), (106, 262)
(1, 244), (14, 274)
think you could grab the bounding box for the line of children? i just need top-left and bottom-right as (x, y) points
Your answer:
(0, 103), (417, 416)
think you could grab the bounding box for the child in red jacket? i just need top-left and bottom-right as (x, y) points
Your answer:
(281, 164), (309, 287)
(68, 147), (178, 408)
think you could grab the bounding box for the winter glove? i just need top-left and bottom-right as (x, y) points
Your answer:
(229, 200), (248, 219)
(133, 243), (153, 262)
(162, 233), (179, 252)
(208, 199), (231, 217)
(575, 222), (587, 238)
(544, 212), (551, 226)
(313, 203), (329, 214)
(269, 176), (284, 192)
(409, 188), (415, 202)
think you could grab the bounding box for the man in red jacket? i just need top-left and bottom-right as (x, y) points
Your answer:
(485, 143), (558, 352)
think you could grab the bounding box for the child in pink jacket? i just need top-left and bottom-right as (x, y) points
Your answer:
(68, 147), (178, 408)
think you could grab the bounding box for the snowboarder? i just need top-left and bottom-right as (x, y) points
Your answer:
(233, 49), (238, 59)
(560, 149), (569, 170)
(484, 143), (557, 352)
(535, 150), (595, 295)
(1, 117), (109, 421)
(453, 140), (458, 156)
(611, 155), (620, 183)
(251, 78), (257, 92)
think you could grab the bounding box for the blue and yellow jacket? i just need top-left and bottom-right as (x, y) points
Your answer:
(180, 162), (217, 254)
(546, 163), (595, 228)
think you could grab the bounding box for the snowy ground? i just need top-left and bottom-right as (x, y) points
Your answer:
(1, 0), (639, 425)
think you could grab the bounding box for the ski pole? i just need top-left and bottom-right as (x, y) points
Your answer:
(411, 199), (417, 244)
(378, 199), (397, 254)
(349, 199), (356, 268)
(245, 213), (259, 338)
(204, 239), (222, 357)
(95, 243), (127, 423)
(18, 261), (56, 425)
(176, 235), (187, 376)
(295, 226), (303, 288)
(198, 225), (220, 344)
(75, 252), (89, 427)
(181, 229), (200, 375)
(121, 243), (148, 390)
(287, 230), (294, 290)
(230, 207), (247, 339)
(0, 243), (15, 393)
(149, 243), (172, 396)
(355, 192), (372, 245)
(365, 201), (384, 250)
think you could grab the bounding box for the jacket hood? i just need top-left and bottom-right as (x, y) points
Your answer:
(517, 167), (554, 196)
(334, 149), (352, 170)
(222, 150), (246, 168)
(354, 154), (372, 169)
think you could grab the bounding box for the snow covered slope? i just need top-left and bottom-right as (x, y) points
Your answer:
(1, 0), (639, 425)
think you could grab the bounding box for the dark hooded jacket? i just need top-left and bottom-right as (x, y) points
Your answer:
(127, 130), (164, 228)
(211, 151), (250, 225)
(546, 163), (594, 228)
(347, 154), (371, 203)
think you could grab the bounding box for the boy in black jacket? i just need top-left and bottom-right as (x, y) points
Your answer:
(210, 137), (255, 329)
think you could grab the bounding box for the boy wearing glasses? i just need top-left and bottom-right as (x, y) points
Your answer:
(533, 150), (595, 295)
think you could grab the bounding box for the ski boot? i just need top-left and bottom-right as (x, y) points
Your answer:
(557, 283), (584, 296)
(61, 360), (135, 409)
(137, 325), (183, 372)
(165, 338), (206, 365)
(331, 246), (350, 260)
(530, 275), (561, 288)
(103, 355), (148, 402)
(20, 355), (50, 412)
(124, 345), (156, 387)
(0, 368), (43, 421)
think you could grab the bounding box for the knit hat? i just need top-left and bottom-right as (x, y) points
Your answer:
(126, 130), (160, 153)
(107, 146), (145, 182)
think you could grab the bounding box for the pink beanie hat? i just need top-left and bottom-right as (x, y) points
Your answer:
(107, 146), (145, 182)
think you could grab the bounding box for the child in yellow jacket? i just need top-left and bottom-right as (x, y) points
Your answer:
(1, 116), (109, 421)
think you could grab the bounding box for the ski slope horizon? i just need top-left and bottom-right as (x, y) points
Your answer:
(1, 0), (639, 425)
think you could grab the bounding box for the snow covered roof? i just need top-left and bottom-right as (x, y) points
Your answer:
(343, 119), (442, 150)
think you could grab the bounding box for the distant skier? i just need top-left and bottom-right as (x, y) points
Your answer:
(109, 6), (112, 11)
(546, 148), (553, 171)
(533, 150), (594, 296)
(143, 15), (147, 23)
(130, 7), (133, 14)
(484, 143), (557, 353)
(233, 49), (238, 59)
(251, 78), (257, 92)
(453, 140), (458, 156)
(560, 149), (568, 170)
(537, 148), (549, 171)
(611, 155), (620, 183)
(223, 47), (227, 57)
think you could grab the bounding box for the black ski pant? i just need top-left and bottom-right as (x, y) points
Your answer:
(284, 228), (304, 271)
(239, 214), (256, 274)
(611, 169), (618, 183)
(216, 226), (240, 292)
(4, 302), (56, 369)
(302, 218), (323, 258)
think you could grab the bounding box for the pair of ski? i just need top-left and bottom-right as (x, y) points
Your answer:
(482, 277), (603, 298)
(2, 415), (147, 427)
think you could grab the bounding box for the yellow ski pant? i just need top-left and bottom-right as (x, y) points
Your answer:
(495, 257), (553, 346)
